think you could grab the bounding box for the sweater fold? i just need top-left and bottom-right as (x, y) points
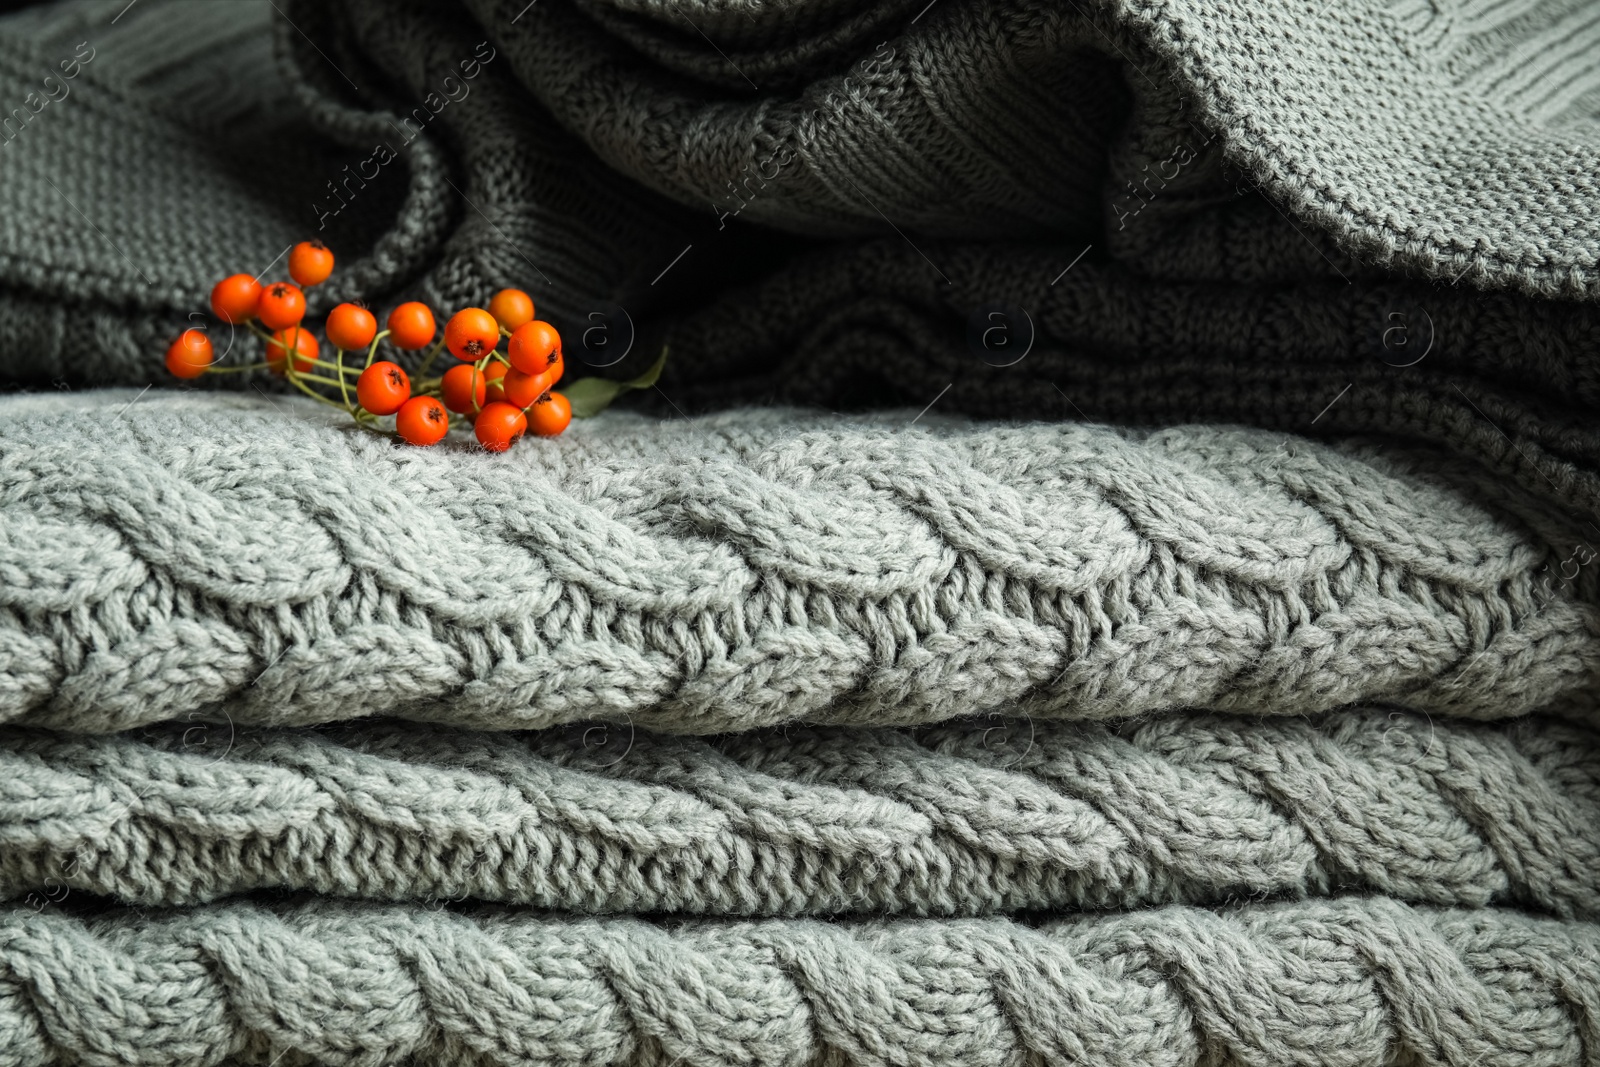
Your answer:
(4, 391), (1599, 733)
(4, 897), (1598, 1067)
(6, 708), (1598, 919)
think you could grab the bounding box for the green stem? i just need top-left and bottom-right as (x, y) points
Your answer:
(294, 371), (353, 389)
(282, 325), (305, 380)
(283, 374), (348, 410)
(335, 348), (353, 413)
(365, 329), (390, 370)
(298, 357), (357, 375)
(415, 336), (446, 379)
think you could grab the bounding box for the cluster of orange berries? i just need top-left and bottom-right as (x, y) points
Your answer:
(165, 240), (571, 450)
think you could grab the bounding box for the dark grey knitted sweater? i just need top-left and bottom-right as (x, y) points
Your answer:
(4, 0), (1600, 523)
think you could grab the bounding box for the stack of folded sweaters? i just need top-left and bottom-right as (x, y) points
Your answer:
(2, 0), (1599, 1063)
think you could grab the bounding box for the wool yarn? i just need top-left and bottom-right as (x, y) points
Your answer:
(5, 708), (1598, 919)
(4, 897), (1598, 1067)
(4, 390), (1600, 733)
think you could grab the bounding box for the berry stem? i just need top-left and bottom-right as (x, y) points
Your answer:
(282, 372), (350, 411)
(298, 358), (357, 375)
(294, 371), (355, 389)
(365, 330), (390, 370)
(335, 348), (353, 413)
(415, 336), (447, 379)
(203, 362), (271, 374)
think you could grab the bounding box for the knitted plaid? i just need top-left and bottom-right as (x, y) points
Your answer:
(6, 0), (1600, 523)
(6, 708), (1598, 919)
(5, 388), (1599, 733)
(4, 897), (1598, 1067)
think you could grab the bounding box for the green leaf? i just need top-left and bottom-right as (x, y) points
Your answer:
(564, 377), (624, 418)
(622, 346), (668, 390)
(566, 346), (670, 418)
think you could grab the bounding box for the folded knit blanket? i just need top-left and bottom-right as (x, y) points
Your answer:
(5, 389), (1599, 732)
(6, 897), (1599, 1067)
(7, 708), (1598, 918)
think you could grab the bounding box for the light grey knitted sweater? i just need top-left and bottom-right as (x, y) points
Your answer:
(5, 383), (1599, 1065)
(4, 389), (1598, 734)
(5, 897), (1599, 1067)
(6, 708), (1598, 918)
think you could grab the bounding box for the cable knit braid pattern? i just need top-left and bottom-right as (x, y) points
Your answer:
(4, 709), (1597, 919)
(4, 897), (1599, 1067)
(5, 389), (1600, 733)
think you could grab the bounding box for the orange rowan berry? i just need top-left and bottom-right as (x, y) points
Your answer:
(501, 366), (551, 409)
(164, 329), (213, 378)
(474, 401), (526, 452)
(325, 303), (377, 351)
(487, 288), (535, 332)
(507, 319), (560, 375)
(210, 274), (261, 325)
(441, 364), (487, 413)
(396, 396), (449, 446)
(356, 361), (412, 416)
(387, 302), (436, 350)
(256, 282), (306, 330)
(445, 307), (500, 361)
(527, 390), (572, 436)
(288, 239), (334, 287)
(267, 326), (318, 376)
(483, 360), (508, 403)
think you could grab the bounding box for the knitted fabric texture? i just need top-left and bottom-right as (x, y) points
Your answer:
(4, 897), (1599, 1067)
(4, 3), (1600, 1064)
(6, 708), (1598, 919)
(6, 0), (1600, 526)
(5, 390), (1600, 733)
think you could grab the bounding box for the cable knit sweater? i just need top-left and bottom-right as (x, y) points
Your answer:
(4, 390), (1599, 733)
(5, 898), (1599, 1067)
(6, 708), (1598, 918)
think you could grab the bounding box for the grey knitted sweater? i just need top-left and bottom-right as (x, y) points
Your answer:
(3, 385), (1598, 1064)
(4, 1), (1600, 1065)
(5, 390), (1599, 734)
(6, 897), (1599, 1067)
(7, 707), (1599, 918)
(6, 0), (1600, 525)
